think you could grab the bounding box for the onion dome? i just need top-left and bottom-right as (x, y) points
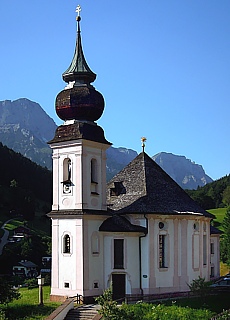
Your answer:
(55, 6), (104, 122)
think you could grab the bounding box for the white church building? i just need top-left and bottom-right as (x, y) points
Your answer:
(48, 7), (220, 302)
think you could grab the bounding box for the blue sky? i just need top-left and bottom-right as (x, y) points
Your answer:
(0, 0), (229, 181)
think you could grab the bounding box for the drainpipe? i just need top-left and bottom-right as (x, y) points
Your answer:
(139, 214), (148, 297)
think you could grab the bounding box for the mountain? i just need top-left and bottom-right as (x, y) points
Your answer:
(0, 99), (213, 189)
(106, 147), (138, 181)
(152, 152), (213, 190)
(0, 142), (52, 218)
(0, 99), (56, 169)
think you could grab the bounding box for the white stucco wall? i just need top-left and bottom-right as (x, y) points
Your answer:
(103, 233), (141, 295)
(210, 235), (220, 278)
(51, 218), (84, 297)
(50, 139), (108, 212)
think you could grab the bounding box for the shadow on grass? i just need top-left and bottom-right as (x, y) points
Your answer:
(3, 304), (58, 320)
(163, 292), (230, 314)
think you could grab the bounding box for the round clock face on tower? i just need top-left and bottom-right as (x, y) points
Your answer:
(63, 183), (71, 194)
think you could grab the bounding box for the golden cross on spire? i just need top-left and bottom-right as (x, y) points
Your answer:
(76, 5), (81, 18)
(141, 137), (147, 152)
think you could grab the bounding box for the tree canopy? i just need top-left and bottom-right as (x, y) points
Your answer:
(186, 174), (230, 209)
(0, 278), (20, 305)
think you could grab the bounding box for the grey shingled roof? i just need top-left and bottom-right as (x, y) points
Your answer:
(210, 225), (222, 234)
(48, 122), (111, 145)
(107, 152), (214, 218)
(99, 215), (147, 233)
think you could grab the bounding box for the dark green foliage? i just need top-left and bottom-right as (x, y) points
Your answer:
(220, 207), (230, 266)
(95, 287), (215, 319)
(188, 276), (210, 301)
(222, 186), (230, 207)
(186, 174), (230, 209)
(24, 278), (38, 289)
(0, 278), (20, 305)
(0, 142), (52, 218)
(0, 234), (51, 274)
(95, 286), (123, 320)
(0, 308), (6, 320)
(44, 274), (51, 286)
(95, 287), (214, 320)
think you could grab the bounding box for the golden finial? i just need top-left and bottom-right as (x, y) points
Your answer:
(141, 137), (147, 152)
(76, 5), (81, 21)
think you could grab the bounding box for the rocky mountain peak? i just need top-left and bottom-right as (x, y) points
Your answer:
(0, 99), (213, 189)
(152, 152), (213, 189)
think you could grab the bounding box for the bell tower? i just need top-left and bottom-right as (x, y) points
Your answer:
(48, 6), (111, 301)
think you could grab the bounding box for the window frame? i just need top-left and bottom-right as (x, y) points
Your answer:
(63, 233), (71, 255)
(159, 234), (168, 269)
(114, 238), (124, 269)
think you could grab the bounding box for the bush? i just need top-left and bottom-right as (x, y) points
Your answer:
(24, 278), (38, 290)
(0, 278), (20, 305)
(95, 288), (214, 320)
(0, 309), (7, 320)
(188, 276), (210, 300)
(95, 287), (122, 320)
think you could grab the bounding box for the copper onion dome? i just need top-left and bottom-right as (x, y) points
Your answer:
(55, 7), (105, 122)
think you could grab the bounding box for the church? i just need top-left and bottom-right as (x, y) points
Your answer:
(48, 7), (220, 302)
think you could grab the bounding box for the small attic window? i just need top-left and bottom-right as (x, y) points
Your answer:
(110, 182), (126, 196)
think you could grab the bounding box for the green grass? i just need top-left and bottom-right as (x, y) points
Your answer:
(164, 293), (230, 314)
(0, 286), (60, 320)
(104, 293), (230, 319)
(4, 219), (24, 232)
(208, 207), (227, 231)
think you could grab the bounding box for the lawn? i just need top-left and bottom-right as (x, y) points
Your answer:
(99, 292), (230, 319)
(208, 207), (227, 231)
(1, 286), (230, 320)
(4, 219), (24, 232)
(0, 286), (60, 320)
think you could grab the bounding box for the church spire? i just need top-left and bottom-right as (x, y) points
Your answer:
(55, 5), (105, 123)
(62, 5), (96, 85)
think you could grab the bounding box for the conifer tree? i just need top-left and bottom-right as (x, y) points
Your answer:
(221, 207), (230, 267)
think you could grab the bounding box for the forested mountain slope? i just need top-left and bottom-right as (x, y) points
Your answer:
(0, 142), (52, 219)
(186, 174), (230, 209)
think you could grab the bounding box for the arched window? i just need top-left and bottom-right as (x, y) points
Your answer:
(63, 158), (71, 182)
(91, 159), (97, 183)
(63, 234), (71, 254)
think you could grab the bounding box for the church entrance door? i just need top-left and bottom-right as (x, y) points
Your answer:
(112, 274), (125, 301)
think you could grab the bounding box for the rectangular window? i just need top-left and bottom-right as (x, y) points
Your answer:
(210, 242), (214, 254)
(159, 235), (167, 268)
(114, 239), (124, 269)
(210, 266), (214, 278)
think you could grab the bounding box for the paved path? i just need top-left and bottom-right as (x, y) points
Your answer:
(0, 219), (13, 255)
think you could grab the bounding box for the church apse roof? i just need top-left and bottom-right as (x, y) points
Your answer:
(107, 152), (214, 218)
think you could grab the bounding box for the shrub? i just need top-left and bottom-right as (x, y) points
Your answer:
(0, 279), (20, 305)
(24, 278), (38, 289)
(188, 276), (210, 300)
(0, 309), (7, 320)
(95, 286), (121, 320)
